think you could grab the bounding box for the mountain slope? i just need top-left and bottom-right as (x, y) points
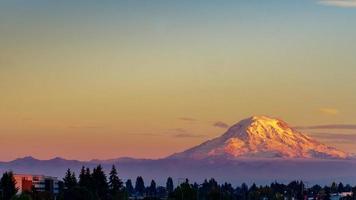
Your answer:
(170, 116), (348, 159)
(0, 116), (353, 185)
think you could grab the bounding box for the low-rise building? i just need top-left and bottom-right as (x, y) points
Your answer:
(330, 192), (353, 200)
(14, 174), (59, 194)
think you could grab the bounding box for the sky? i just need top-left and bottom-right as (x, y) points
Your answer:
(1, 0), (356, 161)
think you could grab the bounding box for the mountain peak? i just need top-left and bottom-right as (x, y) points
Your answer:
(18, 156), (37, 161)
(250, 115), (277, 121)
(170, 116), (348, 160)
(229, 115), (288, 131)
(235, 115), (287, 128)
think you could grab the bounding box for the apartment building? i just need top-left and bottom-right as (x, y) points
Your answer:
(14, 174), (59, 194)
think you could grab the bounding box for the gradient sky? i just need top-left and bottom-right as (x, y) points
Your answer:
(1, 0), (356, 161)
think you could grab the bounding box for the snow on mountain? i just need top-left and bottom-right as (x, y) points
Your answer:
(0, 117), (354, 185)
(169, 116), (348, 159)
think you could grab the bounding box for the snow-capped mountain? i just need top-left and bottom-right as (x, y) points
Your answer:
(170, 116), (348, 159)
(1, 116), (354, 185)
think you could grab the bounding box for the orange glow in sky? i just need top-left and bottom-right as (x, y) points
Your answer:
(1, 0), (356, 161)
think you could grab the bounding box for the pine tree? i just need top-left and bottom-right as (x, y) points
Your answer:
(79, 166), (86, 187)
(240, 183), (249, 200)
(166, 177), (174, 194)
(92, 165), (109, 200)
(331, 182), (338, 193)
(148, 180), (156, 197)
(135, 176), (145, 196)
(338, 182), (345, 193)
(0, 171), (18, 200)
(85, 167), (92, 190)
(108, 165), (123, 196)
(71, 173), (77, 186)
(79, 166), (92, 189)
(63, 169), (77, 189)
(125, 179), (134, 196)
(171, 179), (197, 200)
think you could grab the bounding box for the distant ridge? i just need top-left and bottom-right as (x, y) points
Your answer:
(0, 116), (354, 185)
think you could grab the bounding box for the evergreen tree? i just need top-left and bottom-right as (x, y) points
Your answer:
(108, 165), (123, 197)
(79, 167), (92, 190)
(63, 169), (77, 189)
(92, 165), (109, 200)
(249, 183), (258, 193)
(71, 173), (77, 187)
(239, 183), (249, 200)
(125, 179), (134, 196)
(310, 184), (322, 196)
(135, 176), (145, 196)
(166, 177), (174, 194)
(248, 183), (260, 200)
(148, 180), (156, 197)
(78, 166), (86, 187)
(85, 168), (92, 190)
(345, 184), (352, 192)
(338, 182), (345, 193)
(221, 182), (235, 200)
(299, 181), (305, 199)
(207, 185), (220, 200)
(0, 172), (18, 200)
(170, 179), (197, 200)
(331, 182), (338, 193)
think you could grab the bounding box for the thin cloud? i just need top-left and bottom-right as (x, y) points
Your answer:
(169, 128), (206, 138)
(131, 132), (162, 137)
(318, 0), (356, 8)
(296, 124), (356, 130)
(68, 125), (104, 129)
(178, 117), (197, 121)
(174, 133), (206, 138)
(213, 121), (230, 129)
(319, 108), (340, 116)
(132, 129), (205, 138)
(170, 128), (187, 133)
(309, 132), (356, 143)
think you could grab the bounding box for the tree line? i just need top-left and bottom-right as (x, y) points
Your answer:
(1, 165), (356, 200)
